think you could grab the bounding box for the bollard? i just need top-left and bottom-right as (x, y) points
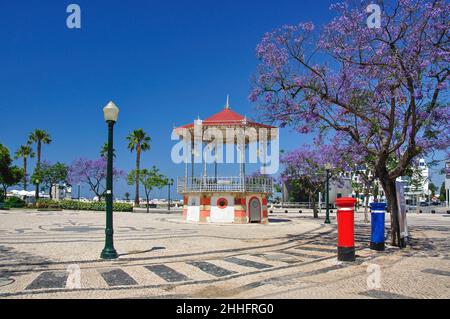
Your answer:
(336, 197), (356, 262)
(370, 202), (386, 251)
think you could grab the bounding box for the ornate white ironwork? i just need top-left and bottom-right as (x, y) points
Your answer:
(177, 176), (273, 194)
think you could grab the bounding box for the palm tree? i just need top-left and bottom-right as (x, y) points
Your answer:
(14, 145), (35, 191)
(100, 142), (116, 159)
(28, 129), (51, 199)
(126, 129), (151, 206)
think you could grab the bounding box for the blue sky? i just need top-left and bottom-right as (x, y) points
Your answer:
(0, 0), (446, 199)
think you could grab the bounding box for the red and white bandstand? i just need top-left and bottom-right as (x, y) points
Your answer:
(175, 98), (276, 224)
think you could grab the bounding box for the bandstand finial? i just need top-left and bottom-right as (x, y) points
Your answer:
(225, 95), (230, 110)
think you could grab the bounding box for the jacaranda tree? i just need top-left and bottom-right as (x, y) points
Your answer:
(281, 144), (354, 218)
(68, 158), (125, 201)
(251, 0), (449, 246)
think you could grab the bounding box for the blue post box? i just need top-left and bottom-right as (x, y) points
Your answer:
(370, 202), (386, 251)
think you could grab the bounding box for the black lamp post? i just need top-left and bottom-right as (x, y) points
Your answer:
(35, 180), (40, 201)
(100, 101), (119, 260)
(34, 179), (40, 201)
(168, 178), (174, 211)
(324, 163), (332, 224)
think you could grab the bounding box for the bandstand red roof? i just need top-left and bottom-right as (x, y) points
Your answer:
(177, 106), (276, 129)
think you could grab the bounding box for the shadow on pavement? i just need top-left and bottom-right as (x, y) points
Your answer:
(118, 246), (166, 257)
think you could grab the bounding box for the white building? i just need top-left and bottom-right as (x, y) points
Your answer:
(350, 168), (386, 206)
(397, 158), (430, 204)
(51, 183), (72, 200)
(329, 174), (353, 203)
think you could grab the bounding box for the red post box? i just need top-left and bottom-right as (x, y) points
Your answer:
(336, 197), (356, 262)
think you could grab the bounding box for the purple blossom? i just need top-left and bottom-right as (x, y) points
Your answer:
(68, 158), (125, 200)
(250, 0), (449, 177)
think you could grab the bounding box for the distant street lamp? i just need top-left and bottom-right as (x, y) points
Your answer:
(324, 163), (332, 224)
(35, 180), (40, 200)
(77, 183), (81, 201)
(34, 179), (40, 200)
(100, 101), (119, 260)
(168, 178), (174, 211)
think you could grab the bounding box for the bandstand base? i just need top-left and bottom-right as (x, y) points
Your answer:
(182, 192), (269, 224)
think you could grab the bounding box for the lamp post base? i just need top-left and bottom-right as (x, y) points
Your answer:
(100, 248), (118, 260)
(324, 218), (331, 224)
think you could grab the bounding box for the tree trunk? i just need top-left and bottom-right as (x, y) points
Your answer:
(379, 176), (403, 247)
(36, 142), (41, 200)
(23, 158), (27, 191)
(355, 191), (359, 210)
(363, 188), (370, 223)
(416, 194), (420, 214)
(135, 147), (141, 206)
(2, 185), (7, 201)
(37, 142), (41, 165)
(311, 192), (318, 218)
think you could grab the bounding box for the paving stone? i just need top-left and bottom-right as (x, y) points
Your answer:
(26, 271), (68, 290)
(99, 269), (138, 287)
(224, 257), (273, 269)
(359, 290), (414, 299)
(254, 253), (299, 264)
(187, 261), (236, 277)
(421, 269), (450, 277)
(145, 265), (190, 282)
(1, 209), (450, 298)
(296, 246), (336, 253)
(282, 250), (325, 259)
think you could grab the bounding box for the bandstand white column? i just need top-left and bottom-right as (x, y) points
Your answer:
(184, 137), (188, 189)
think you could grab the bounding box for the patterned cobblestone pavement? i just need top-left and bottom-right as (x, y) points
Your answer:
(0, 209), (448, 298)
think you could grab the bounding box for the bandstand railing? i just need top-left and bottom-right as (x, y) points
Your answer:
(177, 176), (273, 194)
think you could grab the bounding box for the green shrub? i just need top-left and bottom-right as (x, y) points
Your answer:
(59, 200), (81, 210)
(36, 199), (61, 209)
(36, 199), (133, 212)
(111, 202), (134, 212)
(5, 196), (26, 208)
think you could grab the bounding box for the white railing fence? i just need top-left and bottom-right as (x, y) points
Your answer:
(177, 176), (273, 194)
